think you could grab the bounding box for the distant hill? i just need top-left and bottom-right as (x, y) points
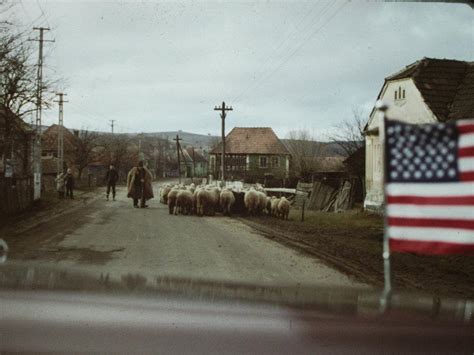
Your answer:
(143, 131), (219, 150)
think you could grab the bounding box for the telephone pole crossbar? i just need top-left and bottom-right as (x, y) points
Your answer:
(214, 101), (233, 183)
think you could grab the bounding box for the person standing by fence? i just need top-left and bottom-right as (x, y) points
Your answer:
(105, 164), (119, 201)
(65, 168), (75, 199)
(55, 172), (65, 199)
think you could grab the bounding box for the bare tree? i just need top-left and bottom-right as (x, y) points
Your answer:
(329, 108), (366, 157)
(73, 129), (100, 181)
(285, 129), (324, 180)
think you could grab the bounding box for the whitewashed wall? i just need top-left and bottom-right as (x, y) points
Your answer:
(364, 78), (438, 210)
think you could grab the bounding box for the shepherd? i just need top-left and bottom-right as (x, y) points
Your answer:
(126, 161), (154, 208)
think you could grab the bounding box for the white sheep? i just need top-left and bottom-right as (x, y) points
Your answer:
(160, 184), (172, 204)
(256, 191), (267, 215)
(220, 188), (235, 216)
(175, 189), (194, 215)
(265, 196), (272, 215)
(271, 196), (280, 217)
(244, 188), (260, 215)
(167, 187), (180, 215)
(196, 188), (214, 216)
(277, 196), (290, 220)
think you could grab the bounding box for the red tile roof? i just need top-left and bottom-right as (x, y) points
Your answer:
(210, 127), (290, 155)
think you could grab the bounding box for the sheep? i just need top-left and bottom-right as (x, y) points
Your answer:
(265, 196), (272, 215)
(256, 191), (267, 215)
(220, 188), (235, 216)
(160, 184), (172, 204)
(196, 188), (214, 216)
(244, 188), (260, 215)
(167, 187), (180, 215)
(207, 187), (221, 214)
(175, 189), (194, 215)
(277, 196), (290, 220)
(271, 197), (280, 217)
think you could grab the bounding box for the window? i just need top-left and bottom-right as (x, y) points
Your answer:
(259, 156), (267, 168)
(395, 86), (406, 101)
(271, 156), (279, 168)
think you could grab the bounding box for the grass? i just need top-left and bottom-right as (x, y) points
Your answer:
(244, 209), (474, 299)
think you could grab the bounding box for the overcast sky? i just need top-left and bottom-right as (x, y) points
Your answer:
(10, 0), (474, 139)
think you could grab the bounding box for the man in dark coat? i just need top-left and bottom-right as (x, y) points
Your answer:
(65, 168), (75, 199)
(105, 164), (119, 201)
(127, 161), (153, 208)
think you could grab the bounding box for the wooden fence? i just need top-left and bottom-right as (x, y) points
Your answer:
(0, 176), (34, 216)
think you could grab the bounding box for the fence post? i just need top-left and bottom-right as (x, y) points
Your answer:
(301, 199), (305, 222)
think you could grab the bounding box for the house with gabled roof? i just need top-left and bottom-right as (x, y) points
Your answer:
(209, 127), (290, 182)
(364, 57), (474, 210)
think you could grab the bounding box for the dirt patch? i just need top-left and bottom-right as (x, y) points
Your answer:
(240, 210), (474, 299)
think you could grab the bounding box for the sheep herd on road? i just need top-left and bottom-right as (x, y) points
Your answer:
(160, 183), (290, 219)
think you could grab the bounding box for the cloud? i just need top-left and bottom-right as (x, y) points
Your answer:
(16, 1), (473, 138)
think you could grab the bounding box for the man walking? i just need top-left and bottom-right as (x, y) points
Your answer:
(105, 164), (119, 201)
(65, 168), (75, 199)
(127, 161), (153, 208)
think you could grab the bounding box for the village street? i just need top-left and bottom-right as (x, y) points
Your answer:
(3, 182), (364, 288)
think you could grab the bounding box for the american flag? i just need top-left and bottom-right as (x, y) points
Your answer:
(385, 118), (474, 255)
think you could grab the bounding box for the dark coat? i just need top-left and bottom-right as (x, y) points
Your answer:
(65, 173), (75, 189)
(127, 167), (154, 200)
(106, 169), (119, 184)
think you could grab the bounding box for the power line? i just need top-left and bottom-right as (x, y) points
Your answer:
(232, 1), (348, 105)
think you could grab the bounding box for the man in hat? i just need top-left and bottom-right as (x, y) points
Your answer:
(126, 161), (154, 208)
(64, 168), (75, 199)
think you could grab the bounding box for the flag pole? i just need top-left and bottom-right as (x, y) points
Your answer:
(376, 100), (391, 312)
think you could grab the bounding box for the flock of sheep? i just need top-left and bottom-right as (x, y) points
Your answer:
(159, 183), (291, 219)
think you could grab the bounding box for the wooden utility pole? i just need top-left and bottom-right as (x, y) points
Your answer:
(192, 147), (196, 181)
(214, 101), (233, 183)
(30, 27), (54, 200)
(54, 93), (68, 175)
(173, 135), (182, 183)
(109, 120), (116, 134)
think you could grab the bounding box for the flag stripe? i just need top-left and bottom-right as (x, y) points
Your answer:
(459, 157), (474, 172)
(386, 182), (474, 196)
(390, 239), (474, 255)
(387, 195), (474, 205)
(459, 146), (474, 157)
(460, 171), (474, 181)
(387, 204), (474, 220)
(457, 123), (474, 134)
(387, 226), (474, 244)
(459, 132), (474, 148)
(388, 217), (474, 230)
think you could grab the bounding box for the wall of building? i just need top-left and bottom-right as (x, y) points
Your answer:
(364, 78), (438, 210)
(210, 153), (289, 181)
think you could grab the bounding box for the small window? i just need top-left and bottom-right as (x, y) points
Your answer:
(259, 156), (267, 168)
(394, 91), (398, 100)
(402, 89), (406, 99)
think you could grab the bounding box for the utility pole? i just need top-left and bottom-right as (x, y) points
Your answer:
(192, 147), (196, 181)
(214, 101), (233, 183)
(109, 120), (116, 134)
(54, 93), (68, 175)
(30, 27), (54, 200)
(173, 135), (182, 184)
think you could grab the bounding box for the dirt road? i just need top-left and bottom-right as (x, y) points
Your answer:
(3, 183), (366, 288)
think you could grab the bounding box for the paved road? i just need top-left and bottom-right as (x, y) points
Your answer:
(5, 183), (365, 288)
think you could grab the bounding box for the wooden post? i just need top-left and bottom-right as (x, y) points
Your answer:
(301, 199), (305, 222)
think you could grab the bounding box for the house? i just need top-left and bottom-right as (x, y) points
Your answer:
(179, 147), (208, 178)
(364, 57), (474, 211)
(41, 124), (79, 191)
(0, 106), (35, 215)
(209, 127), (290, 183)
